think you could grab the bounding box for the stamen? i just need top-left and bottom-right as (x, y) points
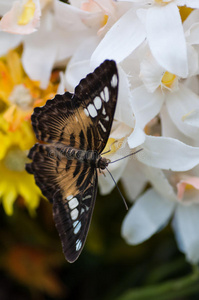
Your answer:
(18, 0), (36, 25)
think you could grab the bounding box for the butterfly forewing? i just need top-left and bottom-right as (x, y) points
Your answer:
(74, 59), (118, 152)
(26, 60), (119, 262)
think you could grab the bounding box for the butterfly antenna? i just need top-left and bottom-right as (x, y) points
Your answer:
(105, 167), (128, 211)
(109, 148), (143, 164)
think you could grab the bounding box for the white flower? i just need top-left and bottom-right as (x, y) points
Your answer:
(121, 165), (199, 264)
(0, 0), (41, 34)
(126, 9), (199, 148)
(91, 0), (199, 74)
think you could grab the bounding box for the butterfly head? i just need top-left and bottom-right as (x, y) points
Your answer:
(97, 156), (110, 170)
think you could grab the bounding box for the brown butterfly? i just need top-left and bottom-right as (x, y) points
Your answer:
(26, 60), (119, 263)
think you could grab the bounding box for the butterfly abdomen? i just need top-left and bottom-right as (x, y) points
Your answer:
(61, 147), (109, 170)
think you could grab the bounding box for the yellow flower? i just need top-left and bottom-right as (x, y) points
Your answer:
(0, 47), (59, 131)
(0, 121), (41, 216)
(0, 47), (60, 215)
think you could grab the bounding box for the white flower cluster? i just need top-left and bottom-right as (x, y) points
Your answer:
(1, 0), (199, 264)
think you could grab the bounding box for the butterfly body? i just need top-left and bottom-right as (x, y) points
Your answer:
(26, 60), (118, 262)
(55, 146), (109, 169)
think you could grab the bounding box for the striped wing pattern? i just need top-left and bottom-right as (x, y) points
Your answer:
(26, 60), (118, 262)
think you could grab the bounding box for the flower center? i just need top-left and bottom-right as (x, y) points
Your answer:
(18, 0), (36, 25)
(102, 138), (122, 156)
(161, 71), (176, 89)
(101, 14), (109, 28)
(176, 176), (199, 201)
(155, 0), (172, 4)
(9, 84), (33, 110)
(3, 147), (27, 172)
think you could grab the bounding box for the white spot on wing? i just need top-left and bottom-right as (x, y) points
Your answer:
(94, 96), (102, 110)
(73, 221), (81, 234)
(111, 74), (118, 88)
(68, 197), (79, 209)
(83, 195), (92, 200)
(99, 121), (106, 132)
(80, 208), (85, 214)
(104, 86), (109, 102)
(84, 108), (89, 117)
(104, 115), (109, 121)
(67, 195), (73, 200)
(71, 208), (78, 220)
(102, 107), (106, 115)
(87, 104), (97, 118)
(76, 239), (82, 251)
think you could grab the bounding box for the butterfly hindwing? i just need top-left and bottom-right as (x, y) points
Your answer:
(26, 143), (98, 262)
(53, 171), (98, 262)
(26, 60), (119, 262)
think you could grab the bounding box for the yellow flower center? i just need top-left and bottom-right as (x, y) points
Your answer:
(161, 71), (176, 88)
(102, 138), (123, 156)
(155, 0), (172, 4)
(9, 84), (33, 110)
(18, 0), (36, 25)
(179, 6), (193, 22)
(101, 14), (109, 28)
(184, 183), (194, 191)
(3, 147), (28, 172)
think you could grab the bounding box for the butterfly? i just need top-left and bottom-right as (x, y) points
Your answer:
(26, 60), (119, 263)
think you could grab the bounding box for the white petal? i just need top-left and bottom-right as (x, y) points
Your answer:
(172, 204), (199, 264)
(146, 3), (188, 77)
(65, 60), (91, 92)
(183, 109), (199, 128)
(130, 85), (164, 129)
(128, 83), (164, 151)
(186, 23), (199, 45)
(56, 71), (65, 95)
(115, 66), (135, 127)
(91, 7), (146, 67)
(139, 135), (199, 171)
(176, 0), (199, 9)
(166, 84), (199, 140)
(121, 159), (148, 201)
(183, 9), (199, 34)
(0, 31), (22, 56)
(54, 0), (102, 31)
(0, 0), (41, 34)
(186, 44), (198, 76)
(183, 76), (199, 95)
(140, 54), (165, 93)
(65, 37), (99, 91)
(160, 104), (193, 145)
(122, 188), (175, 245)
(98, 145), (130, 195)
(0, 0), (15, 15)
(128, 126), (146, 149)
(142, 165), (177, 201)
(22, 32), (57, 89)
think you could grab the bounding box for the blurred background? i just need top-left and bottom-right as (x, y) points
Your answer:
(0, 186), (199, 300)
